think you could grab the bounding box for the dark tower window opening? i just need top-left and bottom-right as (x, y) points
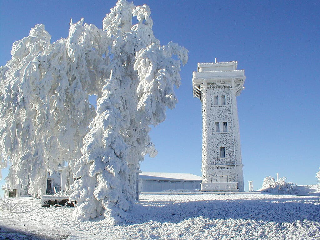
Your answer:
(223, 122), (228, 132)
(215, 122), (220, 132)
(214, 95), (219, 105)
(221, 95), (226, 105)
(220, 147), (226, 158)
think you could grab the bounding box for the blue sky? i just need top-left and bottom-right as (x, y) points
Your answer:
(1, 0), (319, 195)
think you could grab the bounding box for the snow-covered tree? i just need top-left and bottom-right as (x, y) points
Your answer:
(0, 25), (53, 196)
(261, 176), (276, 190)
(0, 21), (102, 196)
(70, 0), (187, 222)
(0, 0), (187, 222)
(261, 176), (298, 195)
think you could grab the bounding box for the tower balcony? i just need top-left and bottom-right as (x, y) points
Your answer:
(201, 182), (238, 192)
(212, 158), (236, 166)
(192, 61), (245, 98)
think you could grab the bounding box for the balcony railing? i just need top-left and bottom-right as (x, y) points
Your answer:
(201, 182), (238, 192)
(212, 158), (236, 166)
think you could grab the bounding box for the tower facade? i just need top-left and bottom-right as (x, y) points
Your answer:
(193, 61), (245, 191)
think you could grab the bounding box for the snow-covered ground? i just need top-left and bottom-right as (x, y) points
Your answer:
(0, 193), (319, 239)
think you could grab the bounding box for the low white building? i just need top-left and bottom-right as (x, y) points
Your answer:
(3, 171), (202, 197)
(139, 172), (202, 192)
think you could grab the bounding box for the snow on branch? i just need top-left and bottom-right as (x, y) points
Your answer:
(260, 176), (300, 195)
(0, 0), (187, 223)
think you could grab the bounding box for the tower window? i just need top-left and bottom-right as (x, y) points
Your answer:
(221, 95), (226, 105)
(223, 122), (228, 132)
(214, 95), (219, 105)
(215, 122), (220, 132)
(220, 147), (226, 158)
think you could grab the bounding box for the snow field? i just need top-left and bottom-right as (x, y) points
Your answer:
(0, 193), (319, 239)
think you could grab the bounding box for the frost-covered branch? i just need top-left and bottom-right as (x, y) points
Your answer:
(70, 0), (187, 222)
(0, 0), (187, 222)
(260, 176), (299, 195)
(0, 21), (102, 196)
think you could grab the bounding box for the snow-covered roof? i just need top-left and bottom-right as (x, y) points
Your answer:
(140, 172), (202, 181)
(197, 61), (238, 71)
(192, 61), (245, 98)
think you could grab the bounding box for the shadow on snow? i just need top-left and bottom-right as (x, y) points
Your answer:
(0, 225), (68, 240)
(124, 195), (320, 225)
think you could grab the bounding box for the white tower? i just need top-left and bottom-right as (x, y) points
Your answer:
(192, 61), (245, 191)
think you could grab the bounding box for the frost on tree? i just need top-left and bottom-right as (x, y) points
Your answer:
(260, 176), (299, 195)
(0, 23), (97, 197)
(71, 0), (187, 222)
(0, 0), (187, 222)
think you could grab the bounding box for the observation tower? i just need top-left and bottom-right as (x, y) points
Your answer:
(192, 61), (245, 191)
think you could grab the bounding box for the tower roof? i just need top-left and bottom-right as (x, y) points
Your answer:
(198, 61), (238, 72)
(192, 61), (245, 98)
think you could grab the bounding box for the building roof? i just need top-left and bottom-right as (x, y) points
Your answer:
(140, 172), (202, 181)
